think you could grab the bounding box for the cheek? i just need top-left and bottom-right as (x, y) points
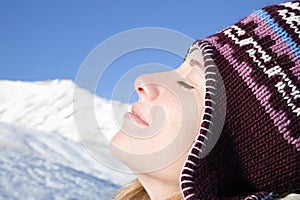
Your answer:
(164, 92), (202, 138)
(149, 91), (202, 151)
(159, 104), (182, 142)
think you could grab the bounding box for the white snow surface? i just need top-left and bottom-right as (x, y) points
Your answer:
(0, 79), (128, 141)
(0, 80), (134, 200)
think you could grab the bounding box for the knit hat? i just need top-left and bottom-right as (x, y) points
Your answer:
(180, 1), (300, 199)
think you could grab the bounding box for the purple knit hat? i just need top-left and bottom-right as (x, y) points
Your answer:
(181, 1), (300, 199)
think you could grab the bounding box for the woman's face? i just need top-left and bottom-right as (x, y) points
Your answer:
(110, 53), (205, 183)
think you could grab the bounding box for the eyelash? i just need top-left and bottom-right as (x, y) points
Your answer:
(177, 81), (195, 89)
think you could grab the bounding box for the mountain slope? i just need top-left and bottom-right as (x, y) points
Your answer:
(0, 79), (128, 141)
(0, 122), (122, 199)
(0, 80), (134, 199)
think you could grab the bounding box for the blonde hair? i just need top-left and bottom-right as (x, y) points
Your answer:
(114, 179), (183, 200)
(280, 194), (300, 200)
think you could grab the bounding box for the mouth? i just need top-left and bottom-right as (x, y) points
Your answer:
(125, 103), (149, 126)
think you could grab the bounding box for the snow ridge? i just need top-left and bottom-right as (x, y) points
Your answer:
(0, 79), (134, 200)
(0, 79), (128, 141)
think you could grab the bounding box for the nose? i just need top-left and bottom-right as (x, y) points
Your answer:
(134, 74), (161, 101)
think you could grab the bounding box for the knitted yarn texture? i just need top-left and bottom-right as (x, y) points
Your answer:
(181, 1), (300, 199)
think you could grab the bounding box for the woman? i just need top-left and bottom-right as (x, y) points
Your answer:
(110, 1), (300, 199)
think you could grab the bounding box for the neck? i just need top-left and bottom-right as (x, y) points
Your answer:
(137, 174), (181, 200)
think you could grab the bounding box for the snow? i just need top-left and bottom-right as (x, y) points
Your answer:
(0, 79), (128, 141)
(0, 80), (135, 199)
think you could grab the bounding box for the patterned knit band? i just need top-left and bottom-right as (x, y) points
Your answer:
(181, 1), (300, 199)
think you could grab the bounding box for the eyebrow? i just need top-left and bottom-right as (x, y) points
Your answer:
(189, 59), (205, 75)
(189, 59), (202, 68)
(177, 81), (195, 89)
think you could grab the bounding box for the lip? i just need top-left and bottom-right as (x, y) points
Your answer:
(125, 103), (149, 126)
(125, 112), (149, 126)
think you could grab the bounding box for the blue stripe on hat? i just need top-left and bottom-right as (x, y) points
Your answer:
(254, 9), (300, 59)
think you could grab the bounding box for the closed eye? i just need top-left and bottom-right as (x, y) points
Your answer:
(177, 81), (195, 89)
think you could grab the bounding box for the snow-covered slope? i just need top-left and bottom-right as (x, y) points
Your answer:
(0, 123), (119, 199)
(0, 79), (127, 141)
(0, 80), (134, 199)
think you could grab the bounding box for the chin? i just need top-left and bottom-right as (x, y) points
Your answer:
(109, 130), (138, 172)
(109, 130), (124, 159)
(109, 129), (136, 163)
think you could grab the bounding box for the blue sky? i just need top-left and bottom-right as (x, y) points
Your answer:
(0, 0), (286, 102)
